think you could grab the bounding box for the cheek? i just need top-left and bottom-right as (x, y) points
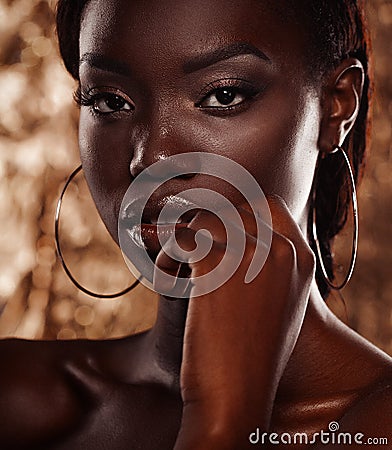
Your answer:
(78, 87), (321, 235)
(79, 110), (132, 241)
(285, 92), (321, 220)
(201, 88), (321, 221)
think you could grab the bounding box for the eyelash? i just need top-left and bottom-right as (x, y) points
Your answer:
(195, 78), (260, 114)
(74, 78), (260, 118)
(74, 85), (133, 118)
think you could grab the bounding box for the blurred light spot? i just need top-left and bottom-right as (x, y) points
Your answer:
(375, 162), (392, 185)
(1, 110), (23, 133)
(40, 212), (54, 235)
(360, 239), (377, 260)
(15, 139), (46, 175)
(75, 305), (95, 326)
(0, 71), (26, 112)
(16, 308), (44, 339)
(32, 36), (52, 57)
(0, 272), (17, 297)
(36, 245), (56, 267)
(51, 298), (75, 323)
(14, 0), (35, 18)
(85, 325), (104, 340)
(0, 4), (6, 22)
(37, 235), (53, 248)
(379, 3), (392, 25)
(57, 328), (77, 340)
(21, 46), (40, 67)
(15, 248), (36, 273)
(374, 118), (391, 143)
(19, 21), (41, 43)
(28, 289), (49, 310)
(69, 226), (93, 248)
(357, 301), (378, 338)
(32, 265), (52, 289)
(0, 160), (5, 178)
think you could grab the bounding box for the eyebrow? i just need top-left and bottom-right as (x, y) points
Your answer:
(79, 42), (270, 77)
(182, 42), (270, 73)
(79, 53), (132, 77)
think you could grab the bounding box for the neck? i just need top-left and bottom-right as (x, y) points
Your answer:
(276, 280), (354, 401)
(144, 284), (331, 394)
(141, 199), (313, 388)
(144, 295), (189, 391)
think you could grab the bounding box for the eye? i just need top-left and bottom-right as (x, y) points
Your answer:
(92, 93), (132, 114)
(75, 86), (134, 116)
(196, 79), (259, 112)
(200, 87), (246, 108)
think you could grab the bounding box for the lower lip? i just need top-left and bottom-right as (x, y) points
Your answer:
(126, 222), (190, 256)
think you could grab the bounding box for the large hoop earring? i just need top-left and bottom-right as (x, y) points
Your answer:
(55, 165), (140, 299)
(312, 145), (358, 290)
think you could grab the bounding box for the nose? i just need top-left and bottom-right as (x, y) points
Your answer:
(129, 120), (200, 179)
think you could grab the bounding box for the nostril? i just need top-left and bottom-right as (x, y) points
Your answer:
(151, 155), (201, 180)
(129, 162), (144, 179)
(131, 153), (202, 180)
(173, 172), (197, 179)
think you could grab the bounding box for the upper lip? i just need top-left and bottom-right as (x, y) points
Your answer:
(121, 195), (201, 226)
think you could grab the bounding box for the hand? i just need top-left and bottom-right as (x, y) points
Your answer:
(155, 196), (315, 449)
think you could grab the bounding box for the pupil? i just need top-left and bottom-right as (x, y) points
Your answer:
(216, 88), (235, 105)
(106, 95), (125, 110)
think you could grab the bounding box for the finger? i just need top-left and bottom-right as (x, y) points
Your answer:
(225, 202), (273, 283)
(154, 227), (225, 297)
(154, 227), (196, 296)
(237, 199), (273, 239)
(188, 204), (273, 286)
(267, 195), (315, 275)
(187, 209), (227, 244)
(265, 195), (301, 241)
(189, 204), (272, 248)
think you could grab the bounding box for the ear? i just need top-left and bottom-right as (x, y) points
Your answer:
(318, 58), (364, 153)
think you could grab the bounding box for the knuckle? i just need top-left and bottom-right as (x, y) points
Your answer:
(190, 209), (219, 228)
(303, 248), (316, 272)
(271, 234), (296, 263)
(191, 209), (212, 223)
(266, 194), (288, 211)
(189, 210), (226, 241)
(174, 227), (197, 251)
(239, 237), (257, 266)
(238, 211), (257, 237)
(191, 242), (225, 277)
(299, 247), (316, 279)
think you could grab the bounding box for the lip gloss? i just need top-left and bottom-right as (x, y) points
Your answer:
(126, 222), (190, 257)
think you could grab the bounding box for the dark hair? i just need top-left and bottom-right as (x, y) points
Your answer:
(299, 0), (372, 298)
(56, 0), (372, 299)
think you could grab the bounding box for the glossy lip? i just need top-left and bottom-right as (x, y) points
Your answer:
(126, 222), (190, 257)
(121, 195), (201, 257)
(121, 194), (200, 225)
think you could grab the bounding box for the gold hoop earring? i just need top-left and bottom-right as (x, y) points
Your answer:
(55, 165), (140, 299)
(312, 145), (358, 290)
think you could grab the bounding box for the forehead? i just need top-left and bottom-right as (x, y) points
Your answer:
(80, 0), (305, 74)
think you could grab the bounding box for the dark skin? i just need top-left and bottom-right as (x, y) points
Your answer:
(1, 1), (392, 449)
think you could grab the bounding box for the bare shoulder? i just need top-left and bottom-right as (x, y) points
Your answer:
(0, 330), (158, 449)
(0, 333), (182, 450)
(0, 339), (129, 449)
(310, 380), (392, 450)
(0, 337), (88, 448)
(339, 378), (392, 432)
(334, 327), (392, 441)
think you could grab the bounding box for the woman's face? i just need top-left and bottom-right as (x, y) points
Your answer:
(78, 0), (322, 247)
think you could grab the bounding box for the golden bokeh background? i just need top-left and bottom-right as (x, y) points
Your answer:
(0, 1), (391, 351)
